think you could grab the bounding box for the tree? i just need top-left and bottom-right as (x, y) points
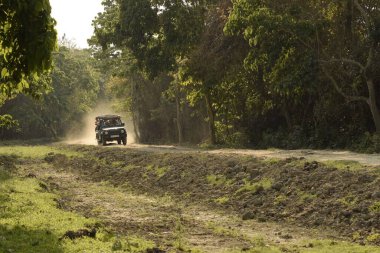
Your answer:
(319, 0), (380, 133)
(225, 0), (320, 130)
(181, 0), (248, 144)
(0, 45), (101, 139)
(0, 0), (57, 96)
(91, 0), (213, 144)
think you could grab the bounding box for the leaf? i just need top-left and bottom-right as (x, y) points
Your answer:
(1, 68), (9, 78)
(21, 79), (30, 89)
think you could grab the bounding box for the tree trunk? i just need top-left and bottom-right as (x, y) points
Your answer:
(131, 111), (140, 143)
(175, 83), (183, 145)
(131, 81), (140, 143)
(281, 106), (292, 130)
(367, 79), (380, 133)
(205, 91), (216, 145)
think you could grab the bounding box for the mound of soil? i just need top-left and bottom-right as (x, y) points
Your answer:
(50, 146), (380, 244)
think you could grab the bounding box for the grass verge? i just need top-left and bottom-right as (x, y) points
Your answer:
(0, 167), (155, 253)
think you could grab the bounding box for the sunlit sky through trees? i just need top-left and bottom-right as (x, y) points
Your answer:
(50, 0), (103, 48)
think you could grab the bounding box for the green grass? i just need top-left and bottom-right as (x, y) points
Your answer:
(214, 196), (230, 204)
(155, 166), (169, 179)
(262, 158), (281, 165)
(296, 190), (317, 203)
(0, 170), (155, 253)
(206, 174), (233, 187)
(205, 221), (243, 239)
(0, 146), (81, 159)
(235, 178), (272, 195)
(369, 201), (380, 214)
(274, 194), (288, 205)
(338, 194), (358, 207)
(299, 240), (380, 253)
(145, 164), (170, 179)
(323, 160), (364, 171)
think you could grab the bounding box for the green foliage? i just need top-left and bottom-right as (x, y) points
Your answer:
(0, 114), (19, 132)
(0, 46), (100, 139)
(353, 132), (380, 153)
(0, 0), (57, 96)
(85, 0), (380, 151)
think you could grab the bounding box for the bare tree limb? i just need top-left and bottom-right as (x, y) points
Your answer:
(323, 58), (366, 71)
(320, 64), (369, 104)
(365, 46), (374, 70)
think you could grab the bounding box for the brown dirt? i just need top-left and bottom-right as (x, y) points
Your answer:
(47, 145), (380, 246)
(15, 155), (330, 253)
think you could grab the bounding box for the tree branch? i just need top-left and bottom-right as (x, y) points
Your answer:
(320, 64), (369, 104)
(323, 58), (366, 71)
(365, 46), (374, 70)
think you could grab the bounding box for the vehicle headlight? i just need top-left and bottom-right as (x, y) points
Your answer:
(121, 130), (125, 134)
(104, 131), (109, 135)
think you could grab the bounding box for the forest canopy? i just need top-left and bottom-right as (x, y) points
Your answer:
(0, 0), (379, 153)
(87, 0), (380, 152)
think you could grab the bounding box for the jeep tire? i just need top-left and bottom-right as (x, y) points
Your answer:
(102, 137), (107, 146)
(122, 137), (127, 146)
(117, 139), (121, 145)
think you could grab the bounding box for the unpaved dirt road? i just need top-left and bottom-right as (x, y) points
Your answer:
(83, 142), (380, 166)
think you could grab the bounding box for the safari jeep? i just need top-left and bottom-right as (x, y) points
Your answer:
(95, 115), (127, 146)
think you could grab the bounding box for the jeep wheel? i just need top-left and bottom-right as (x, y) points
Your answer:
(117, 139), (121, 145)
(102, 137), (107, 146)
(122, 137), (127, 146)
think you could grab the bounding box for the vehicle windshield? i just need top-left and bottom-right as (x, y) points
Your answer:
(102, 118), (122, 127)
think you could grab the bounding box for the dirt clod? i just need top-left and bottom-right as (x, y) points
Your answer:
(242, 212), (255, 220)
(146, 248), (166, 253)
(303, 161), (319, 171)
(60, 228), (96, 240)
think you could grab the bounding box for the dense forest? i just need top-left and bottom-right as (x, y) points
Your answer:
(0, 0), (379, 152)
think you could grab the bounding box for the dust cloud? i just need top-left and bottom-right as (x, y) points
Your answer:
(64, 103), (136, 145)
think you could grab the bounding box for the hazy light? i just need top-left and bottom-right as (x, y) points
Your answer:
(50, 0), (103, 48)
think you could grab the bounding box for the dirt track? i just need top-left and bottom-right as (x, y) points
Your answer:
(65, 134), (380, 166)
(76, 142), (379, 166)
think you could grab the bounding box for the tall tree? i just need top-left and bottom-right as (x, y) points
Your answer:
(319, 0), (380, 133)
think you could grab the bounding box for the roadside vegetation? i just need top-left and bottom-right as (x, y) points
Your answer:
(0, 148), (158, 253)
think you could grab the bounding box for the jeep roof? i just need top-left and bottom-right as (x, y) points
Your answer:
(96, 115), (121, 120)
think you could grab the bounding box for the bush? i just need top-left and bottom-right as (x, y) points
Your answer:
(226, 131), (250, 148)
(352, 132), (380, 153)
